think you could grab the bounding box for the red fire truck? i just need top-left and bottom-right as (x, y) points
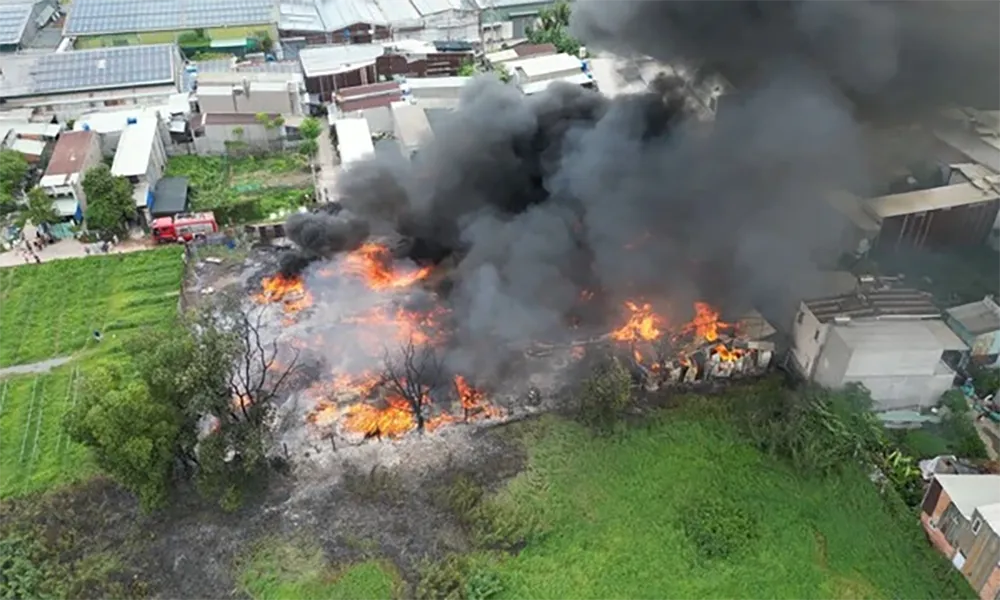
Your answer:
(151, 212), (218, 243)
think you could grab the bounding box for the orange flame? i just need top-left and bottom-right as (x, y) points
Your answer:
(713, 344), (744, 363)
(344, 242), (432, 291)
(610, 301), (664, 342)
(342, 395), (416, 438)
(682, 301), (731, 343)
(255, 274), (314, 316)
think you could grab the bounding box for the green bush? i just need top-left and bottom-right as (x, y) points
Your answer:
(941, 389), (969, 414)
(417, 555), (470, 600)
(578, 357), (633, 432)
(437, 476), (537, 551)
(0, 535), (54, 600)
(891, 428), (950, 459)
(465, 570), (503, 600)
(680, 497), (758, 561)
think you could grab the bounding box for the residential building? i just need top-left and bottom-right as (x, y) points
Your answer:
(110, 118), (167, 224)
(946, 296), (1000, 367)
(298, 41), (471, 102)
(73, 103), (180, 156)
(0, 118), (61, 162)
(484, 43), (557, 66)
(401, 75), (470, 108)
(38, 130), (102, 220)
(278, 0), (480, 46)
(330, 117), (373, 167)
(195, 69), (307, 116)
(333, 81), (403, 134)
(0, 44), (184, 120)
(921, 474), (1000, 600)
(390, 101), (431, 158)
(0, 0), (58, 52)
(189, 112), (295, 155)
(62, 0), (276, 48)
(934, 108), (1000, 174)
(790, 277), (968, 410)
(505, 53), (593, 95)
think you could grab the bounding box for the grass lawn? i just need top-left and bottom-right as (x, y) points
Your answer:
(165, 153), (313, 224)
(0, 247), (184, 497)
(237, 537), (401, 600)
(477, 411), (970, 600)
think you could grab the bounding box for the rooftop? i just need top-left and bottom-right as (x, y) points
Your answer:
(44, 130), (96, 176)
(946, 296), (1000, 336)
(977, 502), (1000, 534)
(151, 176), (188, 217)
(278, 0), (475, 33)
(74, 105), (171, 134)
(508, 53), (582, 79)
(298, 43), (384, 77)
(390, 101), (431, 149)
(831, 319), (966, 355)
(199, 112), (280, 125)
(0, 1), (34, 46)
(0, 44), (178, 99)
(804, 285), (941, 323)
(935, 474), (1000, 519)
(64, 0), (275, 36)
(866, 181), (1000, 219)
(111, 118), (158, 178)
(520, 73), (593, 96)
(402, 75), (471, 90)
(332, 117), (374, 166)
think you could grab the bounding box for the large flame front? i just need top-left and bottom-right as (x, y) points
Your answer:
(344, 242), (432, 290)
(610, 301), (664, 342)
(342, 395), (416, 439)
(682, 301), (732, 343)
(255, 274), (314, 316)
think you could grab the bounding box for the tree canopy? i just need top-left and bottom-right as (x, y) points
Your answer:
(0, 149), (29, 206)
(23, 187), (58, 227)
(82, 164), (134, 237)
(527, 2), (580, 57)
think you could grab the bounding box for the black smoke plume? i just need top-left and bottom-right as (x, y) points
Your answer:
(280, 0), (996, 377)
(280, 208), (369, 277)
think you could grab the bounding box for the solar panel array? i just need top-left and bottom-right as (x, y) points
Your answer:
(64, 0), (275, 36)
(0, 2), (32, 45)
(29, 44), (176, 94)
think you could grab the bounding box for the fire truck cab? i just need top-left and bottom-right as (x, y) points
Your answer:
(151, 212), (218, 243)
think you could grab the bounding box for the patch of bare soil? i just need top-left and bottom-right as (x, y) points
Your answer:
(1, 424), (527, 599)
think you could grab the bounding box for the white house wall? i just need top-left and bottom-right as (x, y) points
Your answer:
(812, 324), (852, 389)
(850, 373), (955, 410)
(790, 302), (829, 377)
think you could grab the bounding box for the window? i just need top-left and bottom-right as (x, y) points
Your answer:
(813, 329), (820, 341)
(972, 518), (982, 535)
(796, 311), (804, 325)
(939, 503), (965, 547)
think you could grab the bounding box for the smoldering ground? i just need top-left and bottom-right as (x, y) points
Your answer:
(287, 74), (862, 377)
(570, 0), (1000, 118)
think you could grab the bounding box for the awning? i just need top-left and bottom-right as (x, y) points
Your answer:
(151, 177), (189, 217)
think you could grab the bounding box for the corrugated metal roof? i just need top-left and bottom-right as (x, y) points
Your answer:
(833, 320), (953, 354)
(279, 0), (474, 31)
(804, 287), (940, 323)
(825, 190), (880, 233)
(45, 130), (96, 176)
(10, 138), (46, 156)
(390, 101), (431, 149)
(111, 118), (158, 178)
(947, 297), (1000, 336)
(922, 319), (969, 351)
(298, 43), (384, 77)
(867, 182), (1000, 219)
(976, 502), (1000, 534)
(509, 52), (582, 79)
(332, 117), (373, 165)
(935, 474), (1000, 519)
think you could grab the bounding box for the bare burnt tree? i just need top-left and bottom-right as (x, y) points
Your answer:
(381, 336), (443, 433)
(228, 302), (301, 429)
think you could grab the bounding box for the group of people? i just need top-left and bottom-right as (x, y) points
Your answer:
(16, 230), (53, 264)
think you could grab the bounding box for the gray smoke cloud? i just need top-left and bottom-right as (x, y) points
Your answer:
(571, 1), (999, 116)
(284, 0), (997, 380)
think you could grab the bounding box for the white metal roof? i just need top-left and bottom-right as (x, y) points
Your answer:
(922, 319), (970, 351)
(508, 53), (582, 79)
(52, 198), (78, 217)
(833, 320), (962, 354)
(390, 101), (431, 150)
(947, 296), (1000, 336)
(39, 172), (78, 188)
(280, 0), (470, 32)
(111, 118), (158, 178)
(935, 474), (1000, 519)
(403, 76), (471, 90)
(298, 43), (384, 78)
(866, 182), (1000, 219)
(975, 502), (1000, 534)
(485, 49), (518, 64)
(10, 138), (46, 156)
(0, 120), (61, 138)
(332, 117), (374, 166)
(74, 106), (169, 134)
(520, 73), (593, 96)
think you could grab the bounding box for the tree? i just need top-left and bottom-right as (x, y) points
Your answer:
(458, 59), (477, 77)
(382, 337), (443, 433)
(0, 149), (29, 198)
(298, 117), (322, 142)
(23, 187), (57, 226)
(578, 357), (633, 432)
(526, 1), (580, 56)
(64, 363), (181, 511)
(82, 164), (134, 238)
(298, 138), (318, 158)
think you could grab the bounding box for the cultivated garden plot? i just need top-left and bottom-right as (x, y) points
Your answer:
(165, 153), (314, 224)
(0, 247), (184, 497)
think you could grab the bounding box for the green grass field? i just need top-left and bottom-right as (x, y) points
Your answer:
(477, 412), (969, 600)
(237, 538), (400, 600)
(0, 248), (184, 497)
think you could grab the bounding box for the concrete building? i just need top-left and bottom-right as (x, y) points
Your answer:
(195, 70), (308, 116)
(0, 118), (61, 162)
(505, 52), (593, 95)
(921, 474), (1000, 600)
(110, 118), (167, 223)
(333, 81), (403, 134)
(946, 296), (1000, 367)
(484, 42), (556, 65)
(401, 75), (469, 107)
(790, 279), (967, 410)
(38, 130), (102, 219)
(73, 103), (181, 156)
(0, 0), (58, 52)
(330, 116), (373, 167)
(190, 112), (294, 155)
(0, 44), (184, 120)
(390, 101), (431, 158)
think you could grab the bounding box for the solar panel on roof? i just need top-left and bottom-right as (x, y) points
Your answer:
(0, 3), (32, 45)
(27, 45), (176, 95)
(64, 0), (275, 36)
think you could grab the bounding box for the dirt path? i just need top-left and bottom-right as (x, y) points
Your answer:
(0, 356), (73, 379)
